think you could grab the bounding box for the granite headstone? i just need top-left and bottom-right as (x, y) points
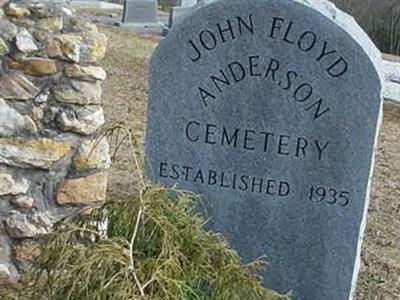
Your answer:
(167, 6), (194, 28)
(146, 0), (383, 299)
(159, 0), (197, 7)
(163, 3), (196, 36)
(180, 0), (197, 7)
(122, 0), (157, 24)
(158, 0), (180, 7)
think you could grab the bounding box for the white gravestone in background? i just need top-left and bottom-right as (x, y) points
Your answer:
(122, 0), (158, 25)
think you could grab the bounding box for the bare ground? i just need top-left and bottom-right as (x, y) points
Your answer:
(99, 24), (400, 299)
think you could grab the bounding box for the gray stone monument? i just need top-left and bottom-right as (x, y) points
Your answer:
(167, 6), (193, 28)
(158, 0), (180, 6)
(146, 0), (383, 299)
(162, 1), (197, 35)
(122, 0), (158, 25)
(159, 0), (197, 7)
(180, 0), (197, 7)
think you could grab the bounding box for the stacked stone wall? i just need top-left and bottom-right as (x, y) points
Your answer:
(0, 0), (110, 285)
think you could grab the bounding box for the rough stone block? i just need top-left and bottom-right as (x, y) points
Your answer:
(56, 172), (108, 205)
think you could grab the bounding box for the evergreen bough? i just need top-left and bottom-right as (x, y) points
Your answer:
(1, 125), (289, 300)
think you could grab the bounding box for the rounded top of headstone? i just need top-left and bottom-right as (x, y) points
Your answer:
(168, 0), (383, 83)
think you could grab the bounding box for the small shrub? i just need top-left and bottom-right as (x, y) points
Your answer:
(0, 125), (289, 300)
(1, 187), (287, 300)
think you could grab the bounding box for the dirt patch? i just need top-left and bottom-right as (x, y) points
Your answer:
(99, 24), (400, 299)
(100, 25), (158, 192)
(357, 101), (400, 300)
